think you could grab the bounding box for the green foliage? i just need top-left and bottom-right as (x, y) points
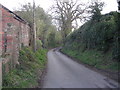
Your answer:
(65, 11), (119, 59)
(62, 43), (120, 71)
(112, 12), (120, 61)
(36, 39), (42, 49)
(3, 47), (47, 88)
(89, 1), (104, 21)
(44, 29), (62, 48)
(15, 3), (60, 48)
(61, 11), (119, 71)
(47, 32), (56, 48)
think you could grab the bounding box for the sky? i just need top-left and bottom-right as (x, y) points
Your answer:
(0, 0), (118, 14)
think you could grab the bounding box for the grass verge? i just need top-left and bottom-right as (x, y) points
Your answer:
(3, 47), (47, 88)
(61, 47), (120, 71)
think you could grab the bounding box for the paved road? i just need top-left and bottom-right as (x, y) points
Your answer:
(43, 49), (119, 88)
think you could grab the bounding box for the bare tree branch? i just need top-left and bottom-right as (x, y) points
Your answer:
(50, 0), (90, 40)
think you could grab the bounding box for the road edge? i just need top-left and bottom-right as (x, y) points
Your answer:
(59, 48), (120, 84)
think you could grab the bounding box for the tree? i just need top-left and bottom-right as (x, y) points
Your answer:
(15, 2), (36, 50)
(89, 0), (104, 21)
(47, 32), (56, 48)
(50, 0), (87, 42)
(15, 3), (57, 48)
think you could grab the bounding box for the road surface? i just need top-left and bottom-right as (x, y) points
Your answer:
(43, 49), (119, 88)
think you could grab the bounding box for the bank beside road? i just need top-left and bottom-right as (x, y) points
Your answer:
(2, 47), (47, 88)
(60, 11), (120, 84)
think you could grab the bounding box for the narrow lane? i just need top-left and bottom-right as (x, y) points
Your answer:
(43, 49), (119, 88)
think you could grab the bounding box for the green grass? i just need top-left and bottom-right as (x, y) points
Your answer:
(3, 47), (47, 88)
(61, 45), (120, 71)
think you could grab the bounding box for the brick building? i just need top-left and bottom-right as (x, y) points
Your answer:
(0, 4), (30, 74)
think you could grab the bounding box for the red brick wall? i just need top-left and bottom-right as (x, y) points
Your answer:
(0, 5), (30, 72)
(0, 5), (2, 56)
(0, 5), (2, 88)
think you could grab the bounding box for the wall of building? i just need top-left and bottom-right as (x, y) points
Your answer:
(0, 4), (30, 74)
(0, 4), (2, 89)
(0, 4), (2, 56)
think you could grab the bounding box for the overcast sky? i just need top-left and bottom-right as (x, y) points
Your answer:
(0, 0), (118, 14)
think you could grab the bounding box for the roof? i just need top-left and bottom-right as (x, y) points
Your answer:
(0, 3), (28, 24)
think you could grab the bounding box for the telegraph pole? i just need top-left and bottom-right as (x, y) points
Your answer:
(33, 0), (36, 52)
